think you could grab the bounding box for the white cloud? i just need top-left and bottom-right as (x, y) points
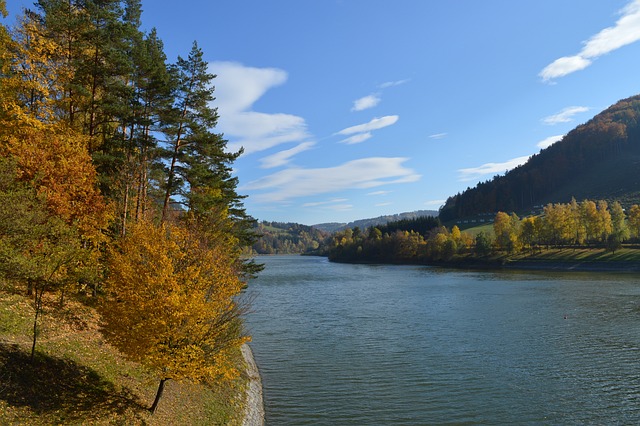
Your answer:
(378, 79), (410, 89)
(242, 157), (420, 202)
(542, 106), (589, 125)
(327, 204), (354, 211)
(429, 133), (447, 140)
(540, 56), (592, 81)
(424, 199), (446, 207)
(458, 155), (531, 182)
(337, 116), (399, 135)
(375, 202), (392, 207)
(302, 198), (349, 207)
(540, 0), (640, 81)
(259, 141), (316, 169)
(211, 61), (312, 154)
(212, 61), (286, 113)
(537, 134), (564, 149)
(340, 132), (373, 145)
(368, 190), (391, 196)
(351, 94), (381, 112)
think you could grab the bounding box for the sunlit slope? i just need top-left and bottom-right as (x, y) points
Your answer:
(440, 95), (640, 221)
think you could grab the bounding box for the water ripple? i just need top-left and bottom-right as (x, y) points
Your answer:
(246, 256), (640, 425)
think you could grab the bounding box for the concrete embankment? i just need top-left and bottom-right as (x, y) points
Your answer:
(504, 260), (640, 273)
(241, 344), (265, 426)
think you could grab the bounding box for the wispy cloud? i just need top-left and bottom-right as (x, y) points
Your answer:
(259, 141), (316, 168)
(540, 0), (640, 81)
(375, 202), (392, 207)
(378, 79), (410, 89)
(542, 106), (589, 125)
(302, 198), (348, 207)
(211, 61), (312, 154)
(350, 80), (408, 113)
(340, 133), (373, 145)
(368, 190), (391, 196)
(337, 116), (399, 135)
(242, 157), (420, 202)
(351, 94), (381, 112)
(537, 134), (564, 149)
(458, 155), (531, 182)
(429, 133), (447, 140)
(424, 199), (446, 207)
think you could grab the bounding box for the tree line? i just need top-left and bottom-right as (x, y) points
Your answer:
(328, 199), (640, 264)
(0, 0), (256, 413)
(492, 199), (640, 254)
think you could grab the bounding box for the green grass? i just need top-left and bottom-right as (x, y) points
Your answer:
(0, 288), (247, 425)
(512, 247), (640, 262)
(458, 222), (494, 236)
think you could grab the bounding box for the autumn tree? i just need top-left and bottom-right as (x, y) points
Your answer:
(541, 203), (574, 246)
(610, 201), (629, 242)
(595, 200), (613, 242)
(0, 158), (91, 360)
(494, 211), (521, 253)
(99, 219), (248, 413)
(628, 204), (640, 240)
(520, 216), (541, 252)
(568, 198), (586, 245)
(580, 200), (600, 243)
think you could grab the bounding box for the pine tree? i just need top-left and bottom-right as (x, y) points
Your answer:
(160, 41), (217, 221)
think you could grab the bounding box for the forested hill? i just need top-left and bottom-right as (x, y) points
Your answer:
(439, 94), (640, 222)
(313, 210), (438, 233)
(252, 221), (329, 254)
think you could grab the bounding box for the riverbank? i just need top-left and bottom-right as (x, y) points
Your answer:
(503, 259), (640, 272)
(329, 247), (640, 273)
(241, 344), (265, 426)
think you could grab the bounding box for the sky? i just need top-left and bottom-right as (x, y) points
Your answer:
(6, 1), (640, 225)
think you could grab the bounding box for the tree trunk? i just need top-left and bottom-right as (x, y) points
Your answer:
(26, 278), (33, 297)
(31, 285), (44, 361)
(149, 378), (168, 414)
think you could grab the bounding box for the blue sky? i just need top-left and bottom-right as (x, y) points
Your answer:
(7, 1), (640, 225)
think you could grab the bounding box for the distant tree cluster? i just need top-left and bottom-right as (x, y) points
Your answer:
(329, 199), (640, 264)
(492, 199), (640, 254)
(252, 221), (328, 255)
(0, 0), (257, 413)
(327, 216), (477, 263)
(439, 95), (640, 221)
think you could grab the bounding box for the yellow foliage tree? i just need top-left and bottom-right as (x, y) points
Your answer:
(629, 205), (640, 240)
(99, 219), (248, 413)
(1, 125), (106, 237)
(493, 212), (521, 253)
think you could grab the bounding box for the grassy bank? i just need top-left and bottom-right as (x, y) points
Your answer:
(432, 246), (640, 272)
(0, 289), (247, 425)
(508, 246), (640, 262)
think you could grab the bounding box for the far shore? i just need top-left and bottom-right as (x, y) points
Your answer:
(327, 255), (640, 273)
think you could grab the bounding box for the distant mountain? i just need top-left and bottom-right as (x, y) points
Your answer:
(313, 210), (439, 233)
(439, 94), (640, 222)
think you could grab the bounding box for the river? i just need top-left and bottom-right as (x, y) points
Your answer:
(244, 255), (640, 425)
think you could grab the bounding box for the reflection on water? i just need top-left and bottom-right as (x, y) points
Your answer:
(245, 256), (640, 425)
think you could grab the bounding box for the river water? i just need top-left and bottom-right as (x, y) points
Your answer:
(244, 255), (640, 425)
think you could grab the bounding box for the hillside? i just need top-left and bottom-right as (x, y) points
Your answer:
(252, 221), (329, 254)
(313, 210), (438, 233)
(439, 94), (640, 222)
(0, 291), (246, 425)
